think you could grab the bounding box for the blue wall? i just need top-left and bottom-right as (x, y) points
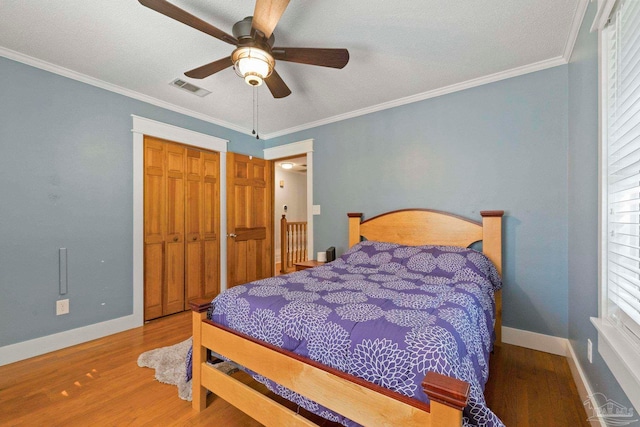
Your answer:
(567, 2), (636, 416)
(267, 66), (570, 338)
(0, 57), (262, 346)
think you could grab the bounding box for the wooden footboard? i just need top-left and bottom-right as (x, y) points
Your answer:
(190, 300), (469, 426)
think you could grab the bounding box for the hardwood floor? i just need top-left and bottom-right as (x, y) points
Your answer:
(0, 312), (590, 426)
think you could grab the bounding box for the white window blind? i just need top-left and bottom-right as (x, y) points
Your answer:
(605, 0), (640, 344)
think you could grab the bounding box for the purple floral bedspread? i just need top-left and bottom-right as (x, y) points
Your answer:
(190, 241), (504, 426)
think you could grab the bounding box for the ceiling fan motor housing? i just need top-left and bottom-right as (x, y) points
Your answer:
(232, 16), (275, 46)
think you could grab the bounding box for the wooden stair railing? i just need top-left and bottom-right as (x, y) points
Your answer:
(280, 214), (308, 273)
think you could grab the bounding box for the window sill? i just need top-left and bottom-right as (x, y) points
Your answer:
(591, 317), (640, 411)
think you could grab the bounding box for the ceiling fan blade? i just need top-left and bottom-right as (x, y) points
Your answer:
(264, 69), (291, 98)
(252, 0), (290, 39)
(272, 48), (349, 69)
(184, 57), (233, 79)
(138, 0), (237, 45)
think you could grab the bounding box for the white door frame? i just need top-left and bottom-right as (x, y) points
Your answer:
(264, 139), (314, 262)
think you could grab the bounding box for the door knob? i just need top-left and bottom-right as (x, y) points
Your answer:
(192, 236), (197, 241)
(173, 236), (178, 242)
(228, 233), (237, 238)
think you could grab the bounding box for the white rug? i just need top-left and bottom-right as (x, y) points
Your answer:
(137, 337), (238, 401)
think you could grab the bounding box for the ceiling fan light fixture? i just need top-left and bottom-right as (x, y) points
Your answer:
(281, 162), (294, 169)
(232, 47), (274, 87)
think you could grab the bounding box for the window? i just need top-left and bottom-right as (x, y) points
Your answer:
(593, 0), (640, 411)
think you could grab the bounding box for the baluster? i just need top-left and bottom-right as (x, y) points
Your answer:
(280, 215), (287, 273)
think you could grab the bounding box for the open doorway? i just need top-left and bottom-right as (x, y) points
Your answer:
(274, 155), (308, 274)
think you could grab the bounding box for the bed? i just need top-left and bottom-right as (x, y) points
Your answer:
(189, 209), (504, 426)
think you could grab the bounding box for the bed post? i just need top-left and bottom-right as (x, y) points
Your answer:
(422, 371), (469, 426)
(480, 210), (504, 346)
(347, 213), (363, 247)
(190, 299), (212, 411)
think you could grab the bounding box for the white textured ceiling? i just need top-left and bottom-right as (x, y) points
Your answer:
(0, 0), (585, 138)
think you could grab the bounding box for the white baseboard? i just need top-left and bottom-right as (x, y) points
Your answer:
(0, 314), (140, 366)
(566, 343), (606, 427)
(502, 326), (569, 356)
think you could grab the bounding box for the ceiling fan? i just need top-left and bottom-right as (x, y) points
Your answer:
(138, 0), (350, 98)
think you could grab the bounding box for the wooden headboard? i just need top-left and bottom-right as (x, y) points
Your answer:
(347, 209), (504, 344)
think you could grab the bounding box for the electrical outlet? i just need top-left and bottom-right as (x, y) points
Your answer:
(587, 338), (593, 363)
(56, 299), (69, 316)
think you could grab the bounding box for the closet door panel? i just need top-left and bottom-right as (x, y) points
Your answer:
(144, 138), (165, 320)
(164, 242), (185, 314)
(203, 152), (220, 298)
(164, 143), (185, 315)
(144, 140), (165, 245)
(144, 244), (163, 320)
(185, 150), (203, 307)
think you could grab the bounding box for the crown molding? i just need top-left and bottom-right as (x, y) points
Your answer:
(564, 0), (590, 60)
(0, 46), (253, 136)
(262, 55), (568, 140)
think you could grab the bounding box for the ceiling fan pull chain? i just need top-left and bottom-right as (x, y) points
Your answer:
(253, 86), (260, 139)
(252, 85), (257, 136)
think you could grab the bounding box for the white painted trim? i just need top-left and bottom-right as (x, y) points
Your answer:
(132, 115), (229, 303)
(566, 342), (607, 427)
(564, 0), (591, 61)
(263, 139), (314, 159)
(264, 140), (314, 261)
(501, 326), (569, 356)
(0, 314), (138, 366)
(133, 132), (144, 328)
(131, 115), (227, 152)
(591, 318), (640, 412)
(261, 57), (567, 139)
(306, 151), (314, 260)
(219, 152), (228, 292)
(0, 47), (251, 136)
(591, 0), (617, 32)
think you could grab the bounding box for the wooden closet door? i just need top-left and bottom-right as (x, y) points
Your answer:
(202, 151), (220, 298)
(143, 139), (165, 320)
(184, 149), (220, 308)
(144, 138), (219, 319)
(163, 143), (186, 316)
(185, 149), (202, 307)
(144, 138), (185, 320)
